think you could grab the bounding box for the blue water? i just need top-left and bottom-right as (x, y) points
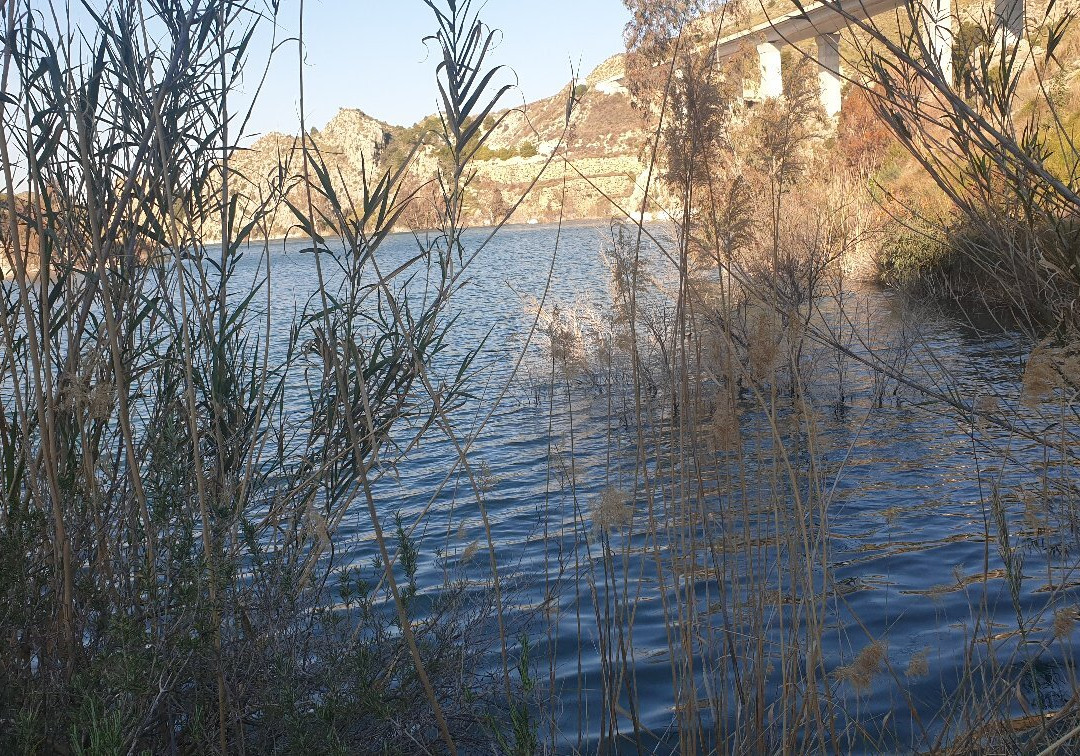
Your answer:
(226, 222), (1076, 752)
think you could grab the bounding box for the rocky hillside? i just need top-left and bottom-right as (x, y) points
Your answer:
(223, 0), (1080, 240)
(227, 109), (396, 239)
(467, 55), (653, 226)
(228, 55), (654, 238)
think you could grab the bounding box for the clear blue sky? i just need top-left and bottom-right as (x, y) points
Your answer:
(243, 0), (632, 136)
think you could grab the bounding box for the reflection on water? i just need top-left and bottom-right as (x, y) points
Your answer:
(228, 222), (1077, 752)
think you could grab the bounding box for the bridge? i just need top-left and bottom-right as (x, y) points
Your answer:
(709, 0), (1027, 116)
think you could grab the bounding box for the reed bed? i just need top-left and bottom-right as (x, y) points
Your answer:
(0, 0), (539, 752)
(523, 1), (1080, 751)
(1, 0), (1079, 754)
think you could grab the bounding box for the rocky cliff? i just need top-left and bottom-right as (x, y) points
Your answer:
(227, 55), (654, 238)
(222, 0), (1080, 240)
(227, 109), (396, 239)
(466, 55), (654, 226)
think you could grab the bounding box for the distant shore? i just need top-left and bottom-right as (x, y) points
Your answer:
(202, 215), (650, 248)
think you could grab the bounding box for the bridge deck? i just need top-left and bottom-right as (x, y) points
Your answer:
(713, 0), (910, 57)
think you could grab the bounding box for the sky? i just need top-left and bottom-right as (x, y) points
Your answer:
(241, 0), (632, 137)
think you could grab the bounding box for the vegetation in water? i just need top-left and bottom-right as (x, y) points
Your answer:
(0, 0), (532, 752)
(0, 0), (1079, 753)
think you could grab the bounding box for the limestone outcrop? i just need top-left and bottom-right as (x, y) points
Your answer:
(223, 56), (655, 238)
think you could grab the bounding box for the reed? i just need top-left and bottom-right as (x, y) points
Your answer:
(0, 0), (535, 752)
(3, 0), (1079, 753)
(520, 1), (1080, 751)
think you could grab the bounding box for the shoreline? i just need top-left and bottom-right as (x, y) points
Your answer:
(201, 215), (648, 247)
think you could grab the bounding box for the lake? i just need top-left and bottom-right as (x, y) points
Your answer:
(230, 221), (1076, 753)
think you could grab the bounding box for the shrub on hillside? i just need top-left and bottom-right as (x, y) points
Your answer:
(878, 216), (954, 288)
(837, 86), (894, 172)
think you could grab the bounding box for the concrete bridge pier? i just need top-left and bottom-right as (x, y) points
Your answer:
(922, 0), (954, 82)
(997, 0), (1025, 47)
(719, 0), (974, 114)
(757, 41), (784, 99)
(816, 33), (842, 118)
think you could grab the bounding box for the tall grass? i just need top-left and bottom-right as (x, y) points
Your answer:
(0, 0), (533, 752)
(834, 0), (1080, 332)
(520, 0), (1080, 751)
(3, 0), (1079, 753)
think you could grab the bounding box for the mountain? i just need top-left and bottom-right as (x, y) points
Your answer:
(228, 55), (653, 239)
(227, 109), (397, 239)
(211, 0), (1080, 242)
(468, 55), (653, 226)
